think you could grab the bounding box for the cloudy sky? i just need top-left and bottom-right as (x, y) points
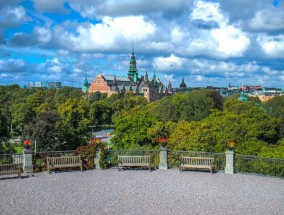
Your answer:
(0, 0), (284, 88)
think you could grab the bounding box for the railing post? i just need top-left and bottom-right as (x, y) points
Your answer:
(94, 148), (101, 170)
(23, 148), (33, 173)
(159, 145), (168, 170)
(225, 150), (235, 174)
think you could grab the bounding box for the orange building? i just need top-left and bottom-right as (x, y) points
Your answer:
(89, 51), (172, 102)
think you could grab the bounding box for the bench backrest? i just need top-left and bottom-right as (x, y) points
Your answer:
(182, 157), (214, 166)
(47, 156), (81, 166)
(118, 156), (151, 164)
(0, 164), (21, 174)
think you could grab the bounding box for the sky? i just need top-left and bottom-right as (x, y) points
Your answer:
(0, 0), (284, 88)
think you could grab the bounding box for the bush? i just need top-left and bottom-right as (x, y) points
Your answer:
(74, 144), (97, 170)
(99, 147), (110, 169)
(74, 142), (110, 170)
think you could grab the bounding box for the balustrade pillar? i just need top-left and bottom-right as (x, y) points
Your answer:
(159, 145), (168, 170)
(94, 148), (101, 169)
(225, 150), (235, 174)
(23, 149), (33, 173)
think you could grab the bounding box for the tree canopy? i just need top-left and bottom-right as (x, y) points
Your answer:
(0, 85), (283, 158)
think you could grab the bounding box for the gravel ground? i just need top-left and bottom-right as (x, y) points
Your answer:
(0, 169), (283, 215)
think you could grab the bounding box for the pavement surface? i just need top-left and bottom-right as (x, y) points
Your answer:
(0, 169), (283, 215)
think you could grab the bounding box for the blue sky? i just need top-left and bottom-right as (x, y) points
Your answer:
(0, 0), (284, 88)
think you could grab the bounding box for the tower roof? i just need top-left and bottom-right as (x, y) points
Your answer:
(238, 91), (248, 102)
(128, 51), (138, 75)
(180, 78), (186, 88)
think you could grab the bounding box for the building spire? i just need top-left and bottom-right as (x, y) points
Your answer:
(145, 70), (148, 81)
(128, 48), (138, 83)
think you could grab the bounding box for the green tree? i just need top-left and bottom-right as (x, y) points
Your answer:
(153, 97), (180, 122)
(89, 100), (112, 127)
(263, 96), (284, 119)
(88, 91), (107, 102)
(57, 98), (92, 149)
(147, 121), (176, 145)
(10, 102), (34, 131)
(112, 106), (158, 149)
(173, 90), (215, 121)
(54, 87), (83, 105)
(22, 111), (65, 151)
(0, 108), (10, 153)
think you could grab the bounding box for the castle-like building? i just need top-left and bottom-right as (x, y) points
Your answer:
(88, 51), (173, 102)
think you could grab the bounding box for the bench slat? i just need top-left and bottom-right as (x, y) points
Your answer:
(0, 164), (22, 178)
(47, 155), (83, 173)
(118, 155), (151, 171)
(180, 156), (214, 174)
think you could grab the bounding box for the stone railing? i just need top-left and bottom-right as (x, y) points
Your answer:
(1, 148), (283, 177)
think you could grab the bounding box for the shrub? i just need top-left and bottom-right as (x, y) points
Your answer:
(74, 144), (97, 170)
(74, 141), (110, 170)
(99, 147), (110, 169)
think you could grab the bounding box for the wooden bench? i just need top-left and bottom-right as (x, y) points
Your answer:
(47, 155), (83, 173)
(179, 156), (214, 173)
(0, 163), (22, 178)
(118, 155), (151, 171)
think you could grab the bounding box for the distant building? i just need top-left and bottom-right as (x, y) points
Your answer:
(250, 87), (283, 102)
(88, 51), (173, 102)
(25, 81), (62, 89)
(238, 91), (248, 102)
(82, 77), (89, 93)
(178, 78), (187, 92)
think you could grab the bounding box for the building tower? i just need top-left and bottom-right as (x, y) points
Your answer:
(179, 78), (187, 92)
(82, 76), (89, 93)
(127, 50), (138, 84)
(111, 76), (119, 93)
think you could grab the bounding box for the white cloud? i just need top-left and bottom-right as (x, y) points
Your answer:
(56, 16), (156, 51)
(35, 26), (52, 43)
(9, 6), (26, 21)
(210, 24), (250, 57)
(36, 58), (66, 78)
(190, 0), (226, 24)
(0, 59), (27, 72)
(249, 8), (284, 31)
(0, 6), (28, 27)
(68, 0), (191, 19)
(153, 54), (186, 71)
(171, 27), (184, 44)
(57, 49), (70, 56)
(185, 0), (251, 58)
(195, 75), (204, 81)
(257, 34), (284, 57)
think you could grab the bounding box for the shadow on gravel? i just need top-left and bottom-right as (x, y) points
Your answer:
(0, 175), (31, 180)
(117, 167), (157, 172)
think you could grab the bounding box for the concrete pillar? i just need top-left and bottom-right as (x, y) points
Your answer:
(159, 145), (168, 170)
(225, 150), (235, 174)
(94, 148), (101, 170)
(23, 149), (33, 173)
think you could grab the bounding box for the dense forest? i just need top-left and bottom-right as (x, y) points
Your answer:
(0, 84), (283, 158)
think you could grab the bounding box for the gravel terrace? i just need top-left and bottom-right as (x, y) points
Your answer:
(0, 169), (283, 215)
